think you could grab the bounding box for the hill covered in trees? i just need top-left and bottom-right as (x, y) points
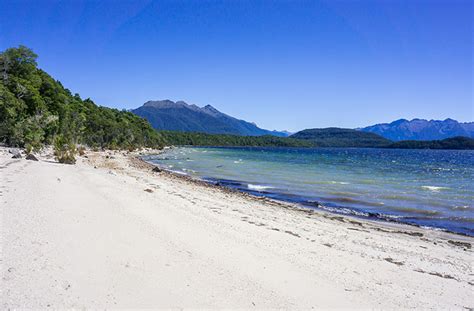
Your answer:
(159, 131), (313, 147)
(288, 128), (474, 149)
(290, 128), (391, 147)
(385, 136), (474, 150)
(161, 131), (474, 149)
(0, 46), (165, 151)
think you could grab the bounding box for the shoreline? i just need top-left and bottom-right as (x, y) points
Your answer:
(140, 153), (474, 240)
(2, 147), (473, 308)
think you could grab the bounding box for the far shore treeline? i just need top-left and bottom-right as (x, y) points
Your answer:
(1, 46), (473, 158)
(159, 131), (314, 148)
(161, 130), (474, 150)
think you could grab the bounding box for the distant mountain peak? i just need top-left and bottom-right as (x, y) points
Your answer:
(443, 118), (457, 123)
(201, 104), (221, 116)
(203, 104), (216, 109)
(143, 99), (179, 108)
(389, 119), (408, 125)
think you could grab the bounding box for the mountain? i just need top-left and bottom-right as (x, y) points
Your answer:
(361, 118), (474, 141)
(132, 100), (289, 137)
(290, 128), (391, 147)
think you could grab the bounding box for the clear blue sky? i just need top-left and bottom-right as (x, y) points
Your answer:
(1, 0), (472, 131)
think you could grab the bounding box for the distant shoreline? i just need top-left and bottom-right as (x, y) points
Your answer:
(164, 143), (474, 150)
(159, 130), (474, 149)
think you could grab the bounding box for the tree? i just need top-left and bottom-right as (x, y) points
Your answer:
(0, 46), (165, 151)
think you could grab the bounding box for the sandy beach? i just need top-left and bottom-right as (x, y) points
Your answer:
(1, 147), (472, 309)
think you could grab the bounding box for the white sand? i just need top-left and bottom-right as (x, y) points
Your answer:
(1, 147), (472, 309)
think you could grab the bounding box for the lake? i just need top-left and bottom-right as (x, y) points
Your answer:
(144, 147), (474, 236)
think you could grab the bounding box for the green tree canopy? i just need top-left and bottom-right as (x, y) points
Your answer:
(0, 46), (165, 150)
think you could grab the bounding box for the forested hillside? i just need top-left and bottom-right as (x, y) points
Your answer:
(385, 136), (474, 150)
(0, 46), (165, 151)
(290, 128), (391, 147)
(160, 131), (313, 147)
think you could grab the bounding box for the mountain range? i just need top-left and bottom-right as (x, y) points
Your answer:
(132, 100), (288, 137)
(132, 100), (473, 141)
(361, 118), (474, 141)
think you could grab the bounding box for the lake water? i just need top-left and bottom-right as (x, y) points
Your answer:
(144, 147), (474, 236)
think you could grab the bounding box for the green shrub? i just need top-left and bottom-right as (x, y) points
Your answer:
(54, 135), (76, 164)
(25, 144), (33, 155)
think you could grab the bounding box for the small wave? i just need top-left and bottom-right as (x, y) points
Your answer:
(421, 186), (449, 192)
(171, 170), (188, 176)
(452, 205), (471, 210)
(248, 184), (274, 191)
(317, 205), (371, 218)
(182, 168), (196, 173)
(329, 181), (349, 185)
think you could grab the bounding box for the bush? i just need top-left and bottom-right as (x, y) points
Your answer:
(54, 135), (76, 164)
(25, 143), (33, 155)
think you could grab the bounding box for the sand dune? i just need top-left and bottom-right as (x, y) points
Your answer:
(1, 147), (472, 309)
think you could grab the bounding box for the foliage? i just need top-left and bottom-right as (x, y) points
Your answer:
(162, 129), (474, 150)
(290, 127), (391, 147)
(385, 136), (474, 150)
(53, 135), (77, 164)
(160, 131), (315, 147)
(0, 46), (165, 151)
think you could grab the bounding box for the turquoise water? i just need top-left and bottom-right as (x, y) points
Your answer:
(145, 147), (474, 236)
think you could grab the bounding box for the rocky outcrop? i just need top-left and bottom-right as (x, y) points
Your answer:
(25, 154), (39, 161)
